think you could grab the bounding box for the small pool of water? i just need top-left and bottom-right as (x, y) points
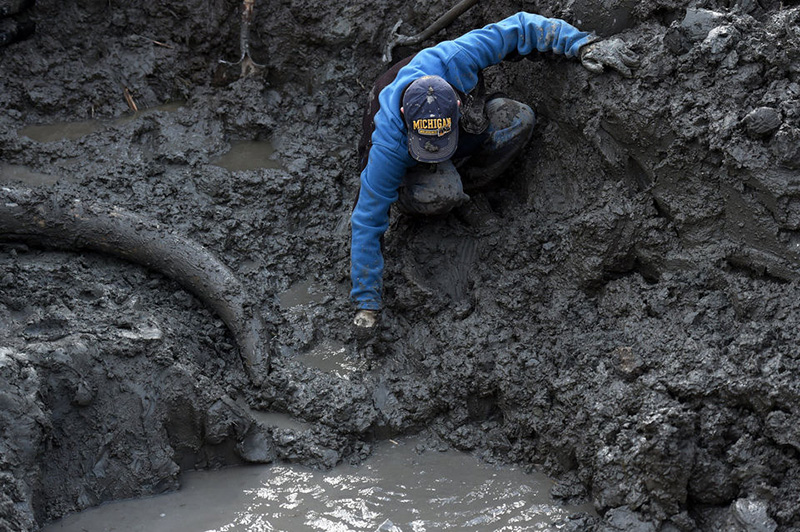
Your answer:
(18, 120), (104, 142)
(211, 139), (282, 172)
(278, 279), (327, 309)
(296, 339), (362, 379)
(43, 437), (594, 532)
(0, 163), (63, 185)
(17, 101), (186, 143)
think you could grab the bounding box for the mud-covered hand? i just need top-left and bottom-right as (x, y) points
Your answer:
(353, 309), (378, 329)
(580, 38), (640, 78)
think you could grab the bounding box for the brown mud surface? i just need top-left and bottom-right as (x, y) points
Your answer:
(2, 0), (800, 530)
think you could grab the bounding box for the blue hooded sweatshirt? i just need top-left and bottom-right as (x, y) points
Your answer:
(350, 12), (592, 310)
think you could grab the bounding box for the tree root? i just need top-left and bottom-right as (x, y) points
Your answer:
(0, 186), (271, 385)
(218, 0), (265, 78)
(382, 0), (480, 62)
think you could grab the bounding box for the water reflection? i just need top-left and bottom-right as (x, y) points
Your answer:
(45, 438), (594, 532)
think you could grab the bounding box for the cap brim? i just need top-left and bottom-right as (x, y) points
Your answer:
(407, 130), (459, 163)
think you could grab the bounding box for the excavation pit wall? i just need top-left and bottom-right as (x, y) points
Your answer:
(1, 0), (800, 530)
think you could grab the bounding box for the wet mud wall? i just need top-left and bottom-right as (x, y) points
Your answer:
(2, 0), (800, 530)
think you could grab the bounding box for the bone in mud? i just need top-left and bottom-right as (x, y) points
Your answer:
(0, 186), (271, 384)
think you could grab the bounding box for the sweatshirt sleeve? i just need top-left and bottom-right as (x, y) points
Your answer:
(450, 12), (592, 73)
(350, 139), (410, 310)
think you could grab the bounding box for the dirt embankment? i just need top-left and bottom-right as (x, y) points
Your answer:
(2, 0), (800, 530)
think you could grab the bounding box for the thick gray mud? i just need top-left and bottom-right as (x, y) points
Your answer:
(1, 0), (800, 530)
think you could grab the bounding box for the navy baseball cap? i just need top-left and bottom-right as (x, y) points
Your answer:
(402, 75), (460, 163)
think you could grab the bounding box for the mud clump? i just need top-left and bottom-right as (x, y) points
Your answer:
(2, 0), (800, 530)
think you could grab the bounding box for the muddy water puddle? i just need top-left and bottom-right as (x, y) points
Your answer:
(277, 280), (359, 377)
(44, 437), (594, 531)
(17, 101), (186, 142)
(211, 139), (282, 172)
(18, 119), (104, 142)
(0, 163), (63, 185)
(279, 279), (328, 309)
(295, 340), (359, 378)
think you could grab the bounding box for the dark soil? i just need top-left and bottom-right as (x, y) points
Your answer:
(2, 0), (800, 530)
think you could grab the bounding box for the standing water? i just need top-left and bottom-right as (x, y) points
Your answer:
(44, 437), (594, 531)
(17, 102), (186, 143)
(211, 140), (282, 172)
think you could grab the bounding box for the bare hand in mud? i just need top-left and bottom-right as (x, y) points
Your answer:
(580, 38), (640, 78)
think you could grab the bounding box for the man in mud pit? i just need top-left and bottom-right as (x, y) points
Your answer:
(351, 11), (639, 329)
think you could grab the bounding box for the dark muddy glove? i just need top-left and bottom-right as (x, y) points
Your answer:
(353, 309), (378, 329)
(580, 38), (640, 78)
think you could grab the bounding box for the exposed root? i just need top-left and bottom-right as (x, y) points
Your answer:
(123, 87), (138, 113)
(0, 186), (271, 384)
(219, 0), (266, 77)
(382, 0), (480, 63)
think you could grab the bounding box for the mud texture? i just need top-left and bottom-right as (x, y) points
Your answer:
(2, 0), (800, 530)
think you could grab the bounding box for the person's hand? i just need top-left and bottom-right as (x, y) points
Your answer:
(580, 38), (640, 78)
(353, 309), (378, 329)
